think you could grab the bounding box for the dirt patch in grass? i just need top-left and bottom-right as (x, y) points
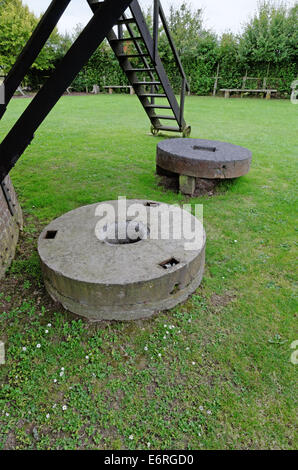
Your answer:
(4, 431), (16, 450)
(210, 291), (236, 310)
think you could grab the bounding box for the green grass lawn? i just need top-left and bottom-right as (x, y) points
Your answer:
(0, 94), (297, 450)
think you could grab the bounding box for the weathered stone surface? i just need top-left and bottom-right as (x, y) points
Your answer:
(38, 200), (206, 321)
(157, 138), (252, 180)
(0, 175), (23, 279)
(0, 341), (5, 365)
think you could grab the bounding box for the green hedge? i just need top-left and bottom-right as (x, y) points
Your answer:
(12, 1), (296, 98)
(68, 36), (297, 98)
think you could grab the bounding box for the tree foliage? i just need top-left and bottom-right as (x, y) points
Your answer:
(239, 1), (298, 65)
(0, 0), (297, 96)
(0, 0), (69, 80)
(167, 1), (204, 56)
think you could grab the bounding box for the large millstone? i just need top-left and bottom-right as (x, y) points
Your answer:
(157, 138), (252, 195)
(0, 175), (23, 278)
(38, 200), (206, 321)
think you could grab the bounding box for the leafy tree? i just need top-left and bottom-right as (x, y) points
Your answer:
(166, 1), (204, 56)
(0, 0), (67, 80)
(0, 0), (37, 72)
(239, 1), (298, 65)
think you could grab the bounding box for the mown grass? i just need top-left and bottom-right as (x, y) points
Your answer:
(0, 94), (297, 450)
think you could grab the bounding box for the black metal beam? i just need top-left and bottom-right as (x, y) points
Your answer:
(0, 0), (133, 183)
(0, 0), (72, 120)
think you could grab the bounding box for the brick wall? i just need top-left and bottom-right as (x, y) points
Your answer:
(0, 175), (23, 279)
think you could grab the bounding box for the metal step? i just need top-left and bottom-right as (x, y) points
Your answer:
(126, 68), (156, 72)
(110, 37), (143, 43)
(152, 115), (176, 120)
(117, 18), (136, 25)
(139, 93), (167, 98)
(133, 81), (161, 86)
(155, 126), (181, 132)
(144, 104), (172, 109)
(118, 53), (150, 58)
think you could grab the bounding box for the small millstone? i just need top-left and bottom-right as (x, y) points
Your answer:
(156, 138), (252, 197)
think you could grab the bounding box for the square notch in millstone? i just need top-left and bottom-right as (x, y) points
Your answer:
(144, 202), (160, 207)
(193, 145), (217, 152)
(159, 258), (180, 269)
(44, 230), (58, 240)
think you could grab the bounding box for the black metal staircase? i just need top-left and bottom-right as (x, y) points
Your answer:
(0, 0), (190, 183)
(88, 0), (191, 137)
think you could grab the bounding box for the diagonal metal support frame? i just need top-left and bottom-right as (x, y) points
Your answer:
(0, 0), (72, 120)
(0, 0), (133, 183)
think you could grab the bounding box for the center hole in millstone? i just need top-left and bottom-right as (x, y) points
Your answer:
(104, 221), (149, 245)
(193, 145), (217, 152)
